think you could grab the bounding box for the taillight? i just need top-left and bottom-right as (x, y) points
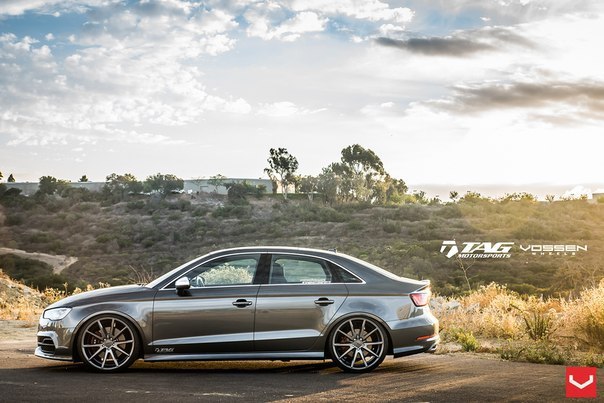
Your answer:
(410, 288), (431, 307)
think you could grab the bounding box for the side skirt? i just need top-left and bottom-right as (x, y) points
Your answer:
(144, 351), (325, 362)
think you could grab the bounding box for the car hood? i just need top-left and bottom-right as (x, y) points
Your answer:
(46, 284), (146, 309)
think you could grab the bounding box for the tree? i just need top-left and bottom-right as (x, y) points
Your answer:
(7, 174), (15, 182)
(299, 175), (318, 201)
(333, 144), (387, 203)
(264, 148), (299, 200)
(208, 174), (227, 193)
(104, 173), (142, 201)
(449, 190), (459, 202)
(316, 167), (341, 205)
(0, 171), (3, 181)
(144, 173), (184, 197)
(38, 176), (58, 195)
(373, 175), (408, 205)
(545, 194), (555, 203)
(79, 175), (89, 182)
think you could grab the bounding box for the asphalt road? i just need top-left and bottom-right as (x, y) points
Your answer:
(1, 335), (598, 402)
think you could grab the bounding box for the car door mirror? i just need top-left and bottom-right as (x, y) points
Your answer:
(175, 277), (191, 295)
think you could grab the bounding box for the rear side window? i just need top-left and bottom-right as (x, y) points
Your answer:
(270, 255), (332, 284)
(268, 255), (363, 284)
(328, 262), (363, 283)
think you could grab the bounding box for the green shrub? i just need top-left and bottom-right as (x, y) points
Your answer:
(499, 342), (567, 365)
(456, 331), (479, 352)
(382, 221), (400, 234)
(522, 342), (567, 365)
(5, 213), (25, 226)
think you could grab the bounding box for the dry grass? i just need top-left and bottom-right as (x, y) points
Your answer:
(436, 281), (604, 365)
(0, 269), (108, 322)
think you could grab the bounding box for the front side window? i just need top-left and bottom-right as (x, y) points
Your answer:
(171, 254), (260, 288)
(269, 255), (333, 284)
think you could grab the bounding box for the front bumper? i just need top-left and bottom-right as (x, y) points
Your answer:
(35, 317), (76, 362)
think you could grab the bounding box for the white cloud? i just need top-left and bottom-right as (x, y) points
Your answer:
(288, 0), (413, 23)
(246, 10), (327, 41)
(257, 101), (325, 117)
(0, 0), (119, 17)
(258, 101), (303, 117)
(0, 3), (249, 148)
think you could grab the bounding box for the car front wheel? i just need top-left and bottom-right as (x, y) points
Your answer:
(329, 317), (388, 372)
(77, 315), (140, 372)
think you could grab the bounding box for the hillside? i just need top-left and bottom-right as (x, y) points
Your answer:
(0, 269), (47, 321)
(0, 192), (602, 296)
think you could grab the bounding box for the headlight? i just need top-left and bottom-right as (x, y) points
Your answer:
(43, 307), (72, 321)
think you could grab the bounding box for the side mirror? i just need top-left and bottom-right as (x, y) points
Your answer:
(175, 277), (191, 295)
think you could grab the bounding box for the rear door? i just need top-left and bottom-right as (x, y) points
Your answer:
(254, 254), (349, 351)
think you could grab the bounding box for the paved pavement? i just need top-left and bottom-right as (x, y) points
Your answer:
(1, 334), (598, 402)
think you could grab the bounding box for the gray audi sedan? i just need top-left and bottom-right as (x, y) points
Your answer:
(36, 247), (439, 372)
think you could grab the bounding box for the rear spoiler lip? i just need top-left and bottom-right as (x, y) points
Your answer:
(413, 280), (431, 293)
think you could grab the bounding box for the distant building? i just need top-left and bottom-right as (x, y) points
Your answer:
(184, 178), (273, 195)
(591, 191), (604, 204)
(3, 178), (274, 197)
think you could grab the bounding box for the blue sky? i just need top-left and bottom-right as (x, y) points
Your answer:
(1, 0), (603, 197)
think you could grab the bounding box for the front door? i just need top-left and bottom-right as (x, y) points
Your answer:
(152, 253), (261, 355)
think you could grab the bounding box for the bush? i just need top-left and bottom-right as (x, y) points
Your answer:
(5, 213), (25, 226)
(382, 221), (400, 234)
(562, 280), (604, 350)
(455, 330), (479, 352)
(499, 342), (567, 365)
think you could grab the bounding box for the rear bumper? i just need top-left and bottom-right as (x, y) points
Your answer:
(387, 310), (439, 358)
(392, 334), (439, 358)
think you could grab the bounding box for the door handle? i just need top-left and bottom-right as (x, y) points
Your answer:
(314, 297), (335, 306)
(232, 299), (253, 308)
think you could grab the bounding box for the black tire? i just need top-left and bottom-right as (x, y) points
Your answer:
(329, 316), (389, 373)
(76, 314), (140, 372)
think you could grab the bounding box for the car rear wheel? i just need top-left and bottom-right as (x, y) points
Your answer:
(77, 315), (140, 372)
(329, 317), (388, 372)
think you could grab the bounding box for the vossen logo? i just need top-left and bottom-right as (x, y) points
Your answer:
(440, 241), (513, 259)
(520, 244), (588, 256)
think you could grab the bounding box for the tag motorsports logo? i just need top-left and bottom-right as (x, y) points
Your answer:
(440, 241), (513, 259)
(440, 241), (588, 259)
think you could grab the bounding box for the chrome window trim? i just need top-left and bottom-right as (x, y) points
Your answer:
(160, 251), (366, 290)
(160, 252), (262, 290)
(267, 251), (366, 285)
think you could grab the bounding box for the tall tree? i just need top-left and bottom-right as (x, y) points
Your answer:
(7, 174), (15, 182)
(264, 148), (299, 199)
(79, 175), (89, 182)
(208, 174), (227, 193)
(38, 176), (58, 195)
(333, 144), (387, 202)
(144, 173), (184, 196)
(104, 173), (142, 201)
(299, 175), (318, 201)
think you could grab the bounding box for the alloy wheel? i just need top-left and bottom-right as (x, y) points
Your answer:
(330, 317), (387, 372)
(79, 316), (137, 371)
